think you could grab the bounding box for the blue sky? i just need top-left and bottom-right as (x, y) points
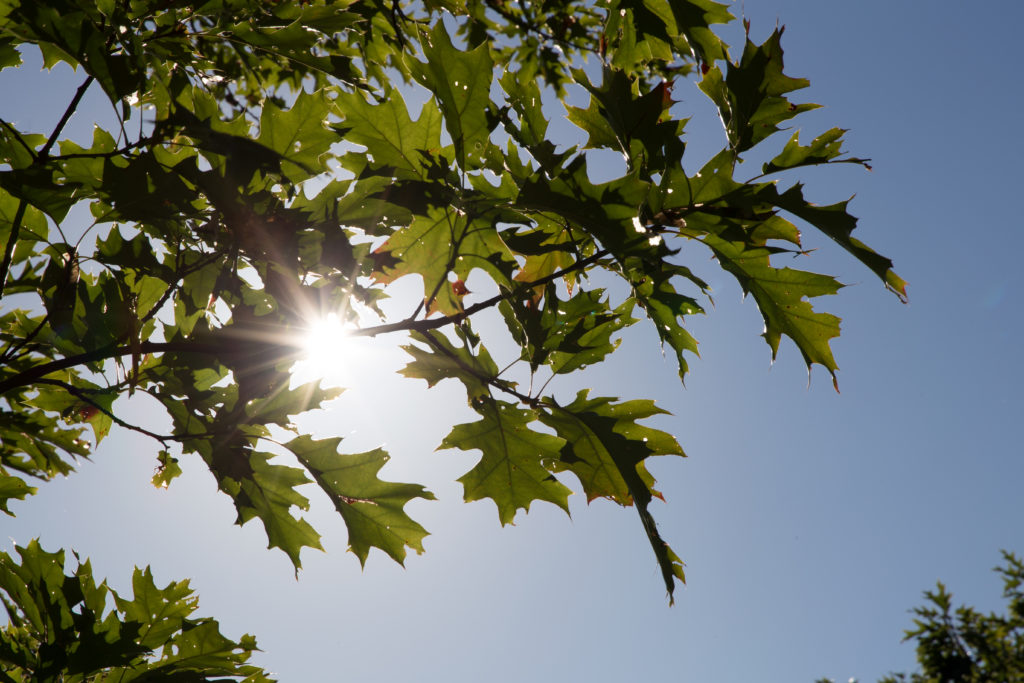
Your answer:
(3, 2), (1023, 681)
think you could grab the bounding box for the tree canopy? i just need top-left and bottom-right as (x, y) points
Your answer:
(880, 552), (1024, 683)
(0, 0), (904, 669)
(816, 553), (1024, 683)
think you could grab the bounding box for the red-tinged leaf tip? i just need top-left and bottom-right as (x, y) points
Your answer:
(660, 79), (675, 108)
(700, 61), (710, 75)
(452, 279), (470, 297)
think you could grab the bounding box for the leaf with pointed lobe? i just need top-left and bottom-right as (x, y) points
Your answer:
(765, 183), (908, 300)
(443, 399), (571, 525)
(371, 205), (515, 316)
(699, 28), (818, 154)
(233, 450), (323, 569)
(663, 0), (733, 63)
(409, 21), (495, 170)
(257, 89), (336, 183)
(539, 390), (686, 601)
(763, 127), (870, 175)
(287, 435), (435, 566)
(400, 328), (502, 401)
(697, 225), (844, 385)
(332, 87), (443, 176)
(629, 262), (705, 380)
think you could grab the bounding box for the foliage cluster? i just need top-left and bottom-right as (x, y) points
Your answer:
(818, 553), (1024, 683)
(1, 0), (902, 676)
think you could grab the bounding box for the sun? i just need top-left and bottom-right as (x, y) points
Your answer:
(293, 313), (358, 386)
(303, 313), (348, 363)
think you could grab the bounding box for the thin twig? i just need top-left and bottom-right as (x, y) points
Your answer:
(39, 76), (94, 159)
(32, 378), (224, 446)
(0, 313), (50, 364)
(0, 199), (28, 298)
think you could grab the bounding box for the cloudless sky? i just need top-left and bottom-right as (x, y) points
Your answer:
(2, 2), (1023, 681)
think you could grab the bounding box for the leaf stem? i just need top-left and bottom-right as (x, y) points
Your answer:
(420, 331), (537, 406)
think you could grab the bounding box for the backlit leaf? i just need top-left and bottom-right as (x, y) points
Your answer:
(540, 391), (687, 601)
(409, 21), (494, 170)
(288, 435), (435, 566)
(443, 399), (570, 525)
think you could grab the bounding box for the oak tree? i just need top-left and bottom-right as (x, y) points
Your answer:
(0, 0), (903, 674)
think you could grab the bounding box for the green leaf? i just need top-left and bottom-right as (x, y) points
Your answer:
(0, 36), (21, 70)
(567, 65), (684, 174)
(699, 28), (818, 154)
(0, 540), (271, 681)
(540, 390), (686, 602)
(151, 450), (182, 489)
(79, 391), (115, 445)
(0, 473), (35, 515)
(629, 262), (705, 380)
(409, 21), (494, 170)
(442, 399), (570, 525)
(699, 228), (844, 386)
(257, 89), (336, 183)
(498, 71), (571, 171)
(0, 166), (77, 222)
(241, 451), (323, 568)
(762, 127), (869, 175)
(766, 183), (908, 300)
(372, 206), (515, 316)
(332, 87), (443, 176)
(509, 219), (577, 304)
(193, 439), (322, 571)
(0, 187), (48, 253)
(401, 328), (503, 400)
(288, 435), (435, 566)
(663, 0), (733, 63)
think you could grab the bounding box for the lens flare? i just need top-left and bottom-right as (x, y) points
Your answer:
(293, 313), (354, 385)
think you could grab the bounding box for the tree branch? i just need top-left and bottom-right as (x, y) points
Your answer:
(39, 76), (94, 159)
(0, 340), (224, 396)
(353, 248), (610, 339)
(0, 312), (50, 364)
(1, 76), (94, 298)
(0, 249), (609, 397)
(31, 378), (220, 446)
(0, 198), (28, 298)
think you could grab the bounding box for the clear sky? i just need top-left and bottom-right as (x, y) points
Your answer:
(3, 2), (1023, 681)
